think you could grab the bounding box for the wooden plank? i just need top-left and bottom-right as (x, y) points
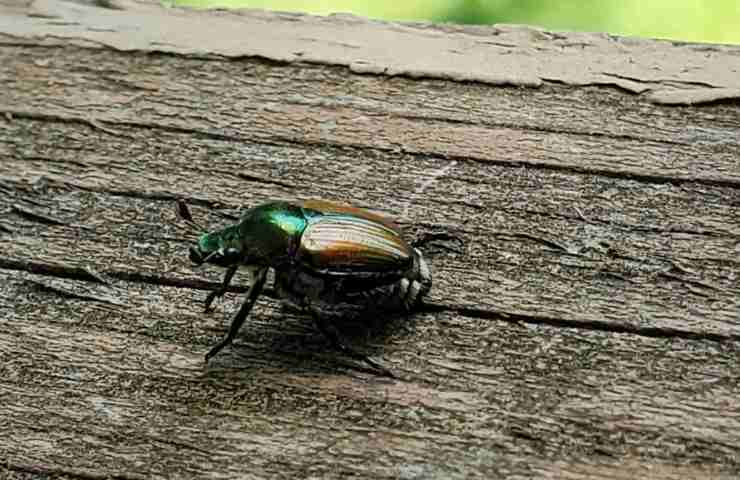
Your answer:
(1, 118), (738, 339)
(1, 0), (739, 478)
(3, 270), (740, 478)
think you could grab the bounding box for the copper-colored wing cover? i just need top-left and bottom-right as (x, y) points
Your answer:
(300, 200), (401, 231)
(298, 205), (412, 274)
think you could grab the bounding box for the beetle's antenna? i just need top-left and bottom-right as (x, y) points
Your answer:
(175, 199), (207, 233)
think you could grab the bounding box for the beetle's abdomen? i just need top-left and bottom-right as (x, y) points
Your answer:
(398, 247), (432, 310)
(274, 247), (432, 319)
(362, 247), (431, 314)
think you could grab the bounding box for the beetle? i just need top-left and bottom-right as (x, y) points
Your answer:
(177, 199), (432, 377)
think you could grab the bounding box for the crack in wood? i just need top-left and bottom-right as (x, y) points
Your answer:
(5, 463), (148, 480)
(22, 276), (125, 306)
(4, 255), (735, 343)
(11, 203), (70, 226)
(451, 306), (738, 343)
(5, 108), (739, 188)
(385, 108), (691, 147)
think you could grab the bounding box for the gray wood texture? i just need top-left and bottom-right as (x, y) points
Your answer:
(1, 0), (739, 478)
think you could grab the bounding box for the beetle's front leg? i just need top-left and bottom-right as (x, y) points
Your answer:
(308, 309), (396, 379)
(204, 265), (238, 313)
(205, 267), (267, 361)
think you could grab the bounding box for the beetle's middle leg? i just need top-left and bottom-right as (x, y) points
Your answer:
(308, 310), (396, 378)
(204, 265), (238, 312)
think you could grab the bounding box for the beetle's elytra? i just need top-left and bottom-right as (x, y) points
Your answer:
(179, 199), (432, 377)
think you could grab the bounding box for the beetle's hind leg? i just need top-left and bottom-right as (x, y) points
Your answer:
(204, 265), (237, 313)
(308, 310), (396, 379)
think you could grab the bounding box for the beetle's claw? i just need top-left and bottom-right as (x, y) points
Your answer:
(203, 290), (221, 312)
(362, 357), (397, 379)
(205, 338), (231, 361)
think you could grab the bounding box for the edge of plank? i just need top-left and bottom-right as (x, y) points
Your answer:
(0, 0), (739, 104)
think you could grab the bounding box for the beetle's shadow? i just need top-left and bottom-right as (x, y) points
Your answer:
(217, 305), (419, 377)
(285, 304), (416, 350)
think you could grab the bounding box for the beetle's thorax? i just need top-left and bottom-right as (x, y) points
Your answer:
(234, 202), (307, 265)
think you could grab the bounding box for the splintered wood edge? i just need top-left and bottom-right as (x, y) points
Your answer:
(0, 0), (739, 105)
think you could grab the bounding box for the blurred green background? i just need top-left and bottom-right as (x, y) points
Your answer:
(174, 0), (739, 44)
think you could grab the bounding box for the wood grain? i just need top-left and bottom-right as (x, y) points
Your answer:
(1, 1), (739, 478)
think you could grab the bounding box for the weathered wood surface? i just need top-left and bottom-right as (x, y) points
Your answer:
(1, 0), (739, 478)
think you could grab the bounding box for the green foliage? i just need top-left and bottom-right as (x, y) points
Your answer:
(174, 0), (740, 44)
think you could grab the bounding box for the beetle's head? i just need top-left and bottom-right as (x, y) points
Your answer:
(175, 199), (245, 268)
(190, 227), (243, 268)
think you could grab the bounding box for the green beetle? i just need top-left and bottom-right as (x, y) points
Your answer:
(179, 199), (432, 377)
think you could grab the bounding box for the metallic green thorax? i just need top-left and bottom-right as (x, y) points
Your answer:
(197, 202), (307, 265)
